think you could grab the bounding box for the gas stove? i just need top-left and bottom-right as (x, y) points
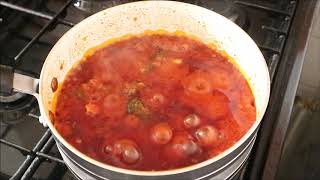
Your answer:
(0, 0), (318, 180)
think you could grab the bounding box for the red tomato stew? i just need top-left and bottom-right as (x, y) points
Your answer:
(52, 32), (256, 171)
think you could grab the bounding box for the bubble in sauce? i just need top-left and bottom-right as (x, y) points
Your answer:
(150, 122), (173, 145)
(164, 132), (201, 161)
(195, 125), (219, 147)
(113, 139), (141, 164)
(184, 114), (201, 129)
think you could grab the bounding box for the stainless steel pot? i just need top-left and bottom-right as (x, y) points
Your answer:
(11, 1), (270, 179)
(55, 134), (256, 179)
(56, 135), (256, 179)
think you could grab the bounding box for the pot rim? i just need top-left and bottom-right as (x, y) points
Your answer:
(39, 0), (270, 176)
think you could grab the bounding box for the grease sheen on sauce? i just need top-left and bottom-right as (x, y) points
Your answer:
(53, 33), (256, 171)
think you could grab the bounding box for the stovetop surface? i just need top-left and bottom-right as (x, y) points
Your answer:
(0, 0), (299, 179)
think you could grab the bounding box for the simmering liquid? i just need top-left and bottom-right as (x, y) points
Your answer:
(52, 32), (256, 171)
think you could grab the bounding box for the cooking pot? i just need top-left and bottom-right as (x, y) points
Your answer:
(10, 1), (270, 179)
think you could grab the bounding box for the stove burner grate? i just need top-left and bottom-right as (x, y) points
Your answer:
(0, 93), (36, 124)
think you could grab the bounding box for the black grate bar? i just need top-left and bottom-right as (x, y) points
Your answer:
(234, 1), (292, 16)
(268, 54), (280, 81)
(10, 129), (52, 180)
(21, 136), (56, 180)
(0, 0), (74, 27)
(262, 25), (288, 35)
(36, 152), (65, 164)
(10, 157), (34, 180)
(8, 31), (53, 47)
(258, 45), (281, 54)
(0, 139), (32, 155)
(13, 0), (74, 63)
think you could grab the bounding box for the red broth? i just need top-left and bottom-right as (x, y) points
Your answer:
(52, 33), (256, 171)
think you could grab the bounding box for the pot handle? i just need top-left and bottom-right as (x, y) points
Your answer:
(0, 65), (47, 127)
(12, 72), (39, 96)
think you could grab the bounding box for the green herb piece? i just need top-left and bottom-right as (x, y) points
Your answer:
(127, 98), (151, 120)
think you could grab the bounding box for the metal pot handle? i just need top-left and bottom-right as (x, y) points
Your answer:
(0, 65), (47, 126)
(12, 72), (39, 96)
